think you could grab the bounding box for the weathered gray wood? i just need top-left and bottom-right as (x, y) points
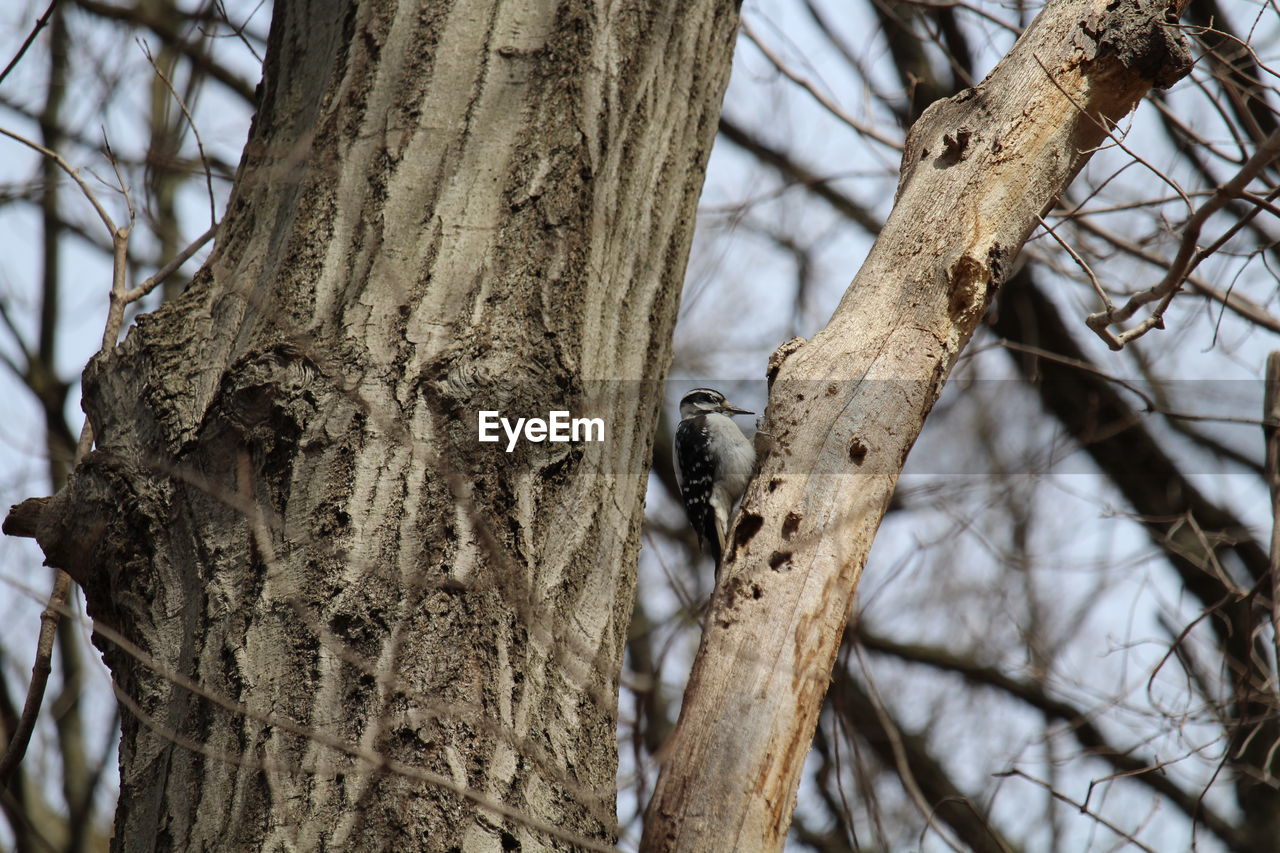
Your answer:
(21, 0), (739, 849)
(641, 0), (1191, 849)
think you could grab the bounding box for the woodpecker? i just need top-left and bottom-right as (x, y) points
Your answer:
(674, 387), (757, 570)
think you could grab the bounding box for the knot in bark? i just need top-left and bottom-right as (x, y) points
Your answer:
(1094, 0), (1192, 89)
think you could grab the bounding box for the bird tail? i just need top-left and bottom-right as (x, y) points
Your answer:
(708, 527), (723, 575)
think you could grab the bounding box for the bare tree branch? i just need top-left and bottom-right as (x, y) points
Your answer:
(70, 0), (257, 104)
(0, 571), (71, 786)
(1264, 352), (1280, 690)
(1085, 129), (1280, 348)
(643, 2), (1195, 847)
(828, 660), (1016, 853)
(855, 624), (1252, 851)
(0, 0), (58, 87)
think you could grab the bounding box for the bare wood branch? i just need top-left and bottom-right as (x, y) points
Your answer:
(641, 1), (1193, 848)
(1070, 214), (1280, 335)
(0, 121), (132, 794)
(0, 126), (117, 235)
(856, 625), (1252, 851)
(138, 38), (217, 226)
(1086, 128), (1280, 348)
(2, 497), (51, 540)
(0, 0), (58, 87)
(0, 571), (71, 786)
(1265, 351), (1280, 676)
(0, 121), (139, 795)
(996, 769), (1160, 853)
(739, 17), (903, 152)
(122, 221), (218, 303)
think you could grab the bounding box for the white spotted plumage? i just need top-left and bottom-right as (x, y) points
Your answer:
(674, 388), (757, 569)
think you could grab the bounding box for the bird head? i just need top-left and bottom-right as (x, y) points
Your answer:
(678, 387), (753, 420)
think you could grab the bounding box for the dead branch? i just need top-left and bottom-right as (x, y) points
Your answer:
(1085, 129), (1280, 348)
(1264, 352), (1280, 679)
(0, 0), (58, 87)
(641, 1), (1194, 849)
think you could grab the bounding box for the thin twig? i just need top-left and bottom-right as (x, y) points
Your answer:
(0, 0), (59, 88)
(0, 125), (137, 787)
(1047, 189), (1217, 217)
(740, 17), (903, 152)
(123, 221), (218, 302)
(852, 660), (970, 853)
(897, 0), (1022, 34)
(138, 39), (217, 226)
(1070, 214), (1280, 335)
(0, 126), (117, 234)
(1035, 214), (1110, 311)
(1264, 352), (1280, 673)
(209, 0), (267, 62)
(1085, 128), (1280, 348)
(0, 299), (35, 367)
(1033, 54), (1195, 212)
(0, 572), (71, 785)
(996, 769), (1160, 853)
(996, 339), (1269, 427)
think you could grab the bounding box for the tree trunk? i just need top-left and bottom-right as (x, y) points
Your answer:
(17, 0), (739, 849)
(641, 0), (1192, 849)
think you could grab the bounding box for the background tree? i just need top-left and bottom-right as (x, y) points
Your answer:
(2, 0), (1279, 852)
(1, 0), (739, 849)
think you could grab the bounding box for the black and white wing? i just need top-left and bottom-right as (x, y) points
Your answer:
(674, 415), (722, 566)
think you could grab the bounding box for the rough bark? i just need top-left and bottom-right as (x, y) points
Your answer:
(13, 0), (739, 849)
(641, 0), (1192, 849)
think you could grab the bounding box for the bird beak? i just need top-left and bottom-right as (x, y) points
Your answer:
(724, 402), (753, 416)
